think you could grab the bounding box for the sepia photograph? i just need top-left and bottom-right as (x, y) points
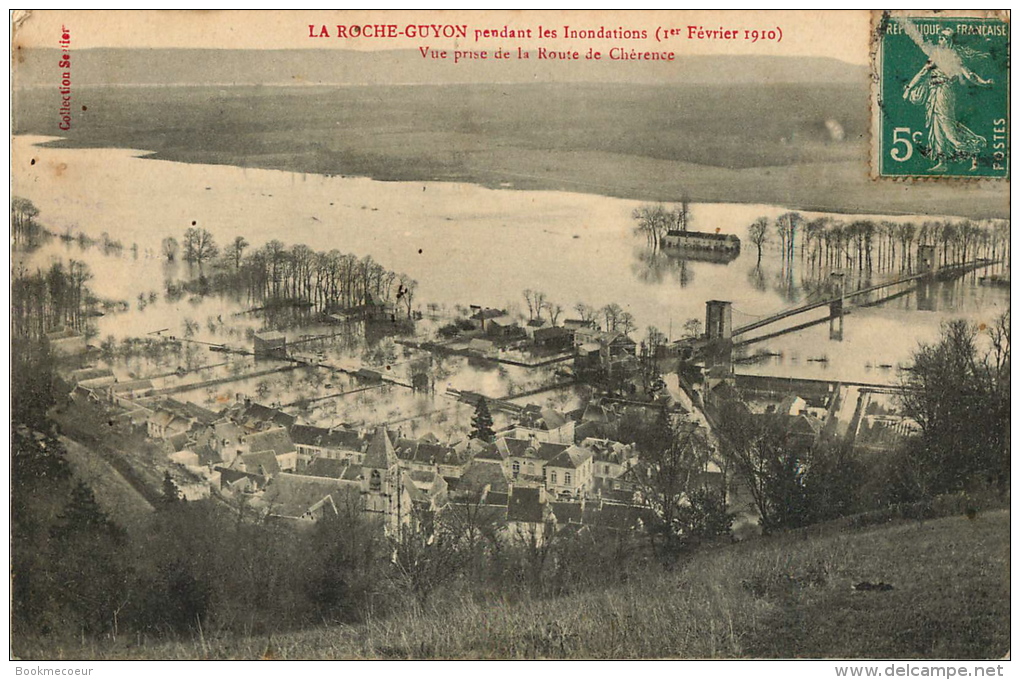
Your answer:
(8, 10), (1010, 663)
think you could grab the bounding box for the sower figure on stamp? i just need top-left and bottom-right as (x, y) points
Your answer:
(900, 22), (994, 172)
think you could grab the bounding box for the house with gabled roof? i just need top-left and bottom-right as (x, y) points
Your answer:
(70, 383), (103, 406)
(304, 457), (355, 480)
(785, 413), (825, 453)
(107, 379), (155, 407)
(290, 423), (365, 464)
(253, 331), (288, 359)
(583, 437), (638, 484)
(469, 306), (508, 333)
(69, 366), (115, 384)
(147, 408), (191, 440)
(486, 315), (522, 339)
(216, 466), (264, 494)
(408, 469), (449, 509)
(394, 437), (470, 479)
(147, 397), (223, 440)
(545, 445), (595, 500)
(471, 440), (510, 476)
(778, 394), (809, 417)
(533, 325), (571, 350)
(261, 473), (362, 523)
(230, 400), (296, 432)
(502, 405), (575, 444)
(242, 427), (298, 472)
(505, 486), (553, 546)
(234, 450), (281, 479)
(161, 431), (191, 457)
(169, 449), (201, 468)
(456, 458), (510, 505)
(195, 420), (245, 462)
(574, 330), (639, 376)
(497, 436), (570, 484)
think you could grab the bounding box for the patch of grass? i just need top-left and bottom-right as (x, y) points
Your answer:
(738, 511), (1010, 659)
(15, 510), (1008, 659)
(57, 436), (154, 532)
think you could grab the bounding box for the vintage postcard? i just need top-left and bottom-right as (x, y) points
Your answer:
(9, 10), (1010, 663)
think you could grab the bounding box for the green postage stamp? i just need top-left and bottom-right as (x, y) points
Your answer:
(872, 11), (1009, 179)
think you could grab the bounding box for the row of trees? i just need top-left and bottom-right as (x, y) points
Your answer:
(747, 212), (1010, 273)
(12, 196), (43, 247)
(161, 228), (418, 318)
(508, 290), (641, 337)
(11, 260), (93, 341)
(573, 301), (637, 335)
(11, 202), (96, 341)
(522, 289), (563, 324)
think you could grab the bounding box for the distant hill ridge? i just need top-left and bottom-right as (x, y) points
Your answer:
(14, 48), (867, 87)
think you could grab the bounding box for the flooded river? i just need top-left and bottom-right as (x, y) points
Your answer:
(12, 135), (1009, 384)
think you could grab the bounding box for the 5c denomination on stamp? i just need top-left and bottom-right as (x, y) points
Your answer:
(872, 11), (1009, 179)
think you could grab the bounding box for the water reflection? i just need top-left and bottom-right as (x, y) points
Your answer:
(747, 265), (767, 292)
(12, 135), (1009, 384)
(632, 246), (745, 288)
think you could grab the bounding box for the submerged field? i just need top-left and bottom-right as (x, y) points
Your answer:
(18, 510), (1009, 660)
(13, 82), (1007, 219)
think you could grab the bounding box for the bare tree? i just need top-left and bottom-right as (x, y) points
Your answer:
(574, 302), (598, 326)
(532, 291), (548, 321)
(899, 316), (1010, 493)
(182, 227), (218, 266)
(636, 413), (718, 563)
(161, 236), (179, 262)
(397, 275), (417, 318)
(523, 289), (535, 320)
(617, 311), (636, 336)
(748, 217), (769, 266)
(226, 236), (249, 270)
(602, 303), (623, 332)
(632, 204), (672, 251)
(389, 508), (462, 611)
(682, 318), (703, 340)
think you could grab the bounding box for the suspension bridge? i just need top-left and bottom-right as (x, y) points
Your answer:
(719, 255), (997, 347)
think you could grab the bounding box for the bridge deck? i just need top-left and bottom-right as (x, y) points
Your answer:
(731, 260), (994, 337)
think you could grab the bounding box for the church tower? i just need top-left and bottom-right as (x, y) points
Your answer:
(362, 427), (401, 532)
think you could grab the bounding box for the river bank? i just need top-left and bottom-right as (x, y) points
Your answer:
(15, 83), (1009, 220)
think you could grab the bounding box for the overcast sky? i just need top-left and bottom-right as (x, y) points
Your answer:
(13, 10), (872, 65)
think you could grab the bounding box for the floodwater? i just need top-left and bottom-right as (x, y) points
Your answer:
(12, 135), (1009, 385)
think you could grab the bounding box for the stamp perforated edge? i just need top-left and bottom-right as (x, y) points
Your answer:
(869, 9), (1010, 182)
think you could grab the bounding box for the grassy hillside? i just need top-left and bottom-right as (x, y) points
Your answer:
(20, 510), (1009, 660)
(13, 83), (1008, 219)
